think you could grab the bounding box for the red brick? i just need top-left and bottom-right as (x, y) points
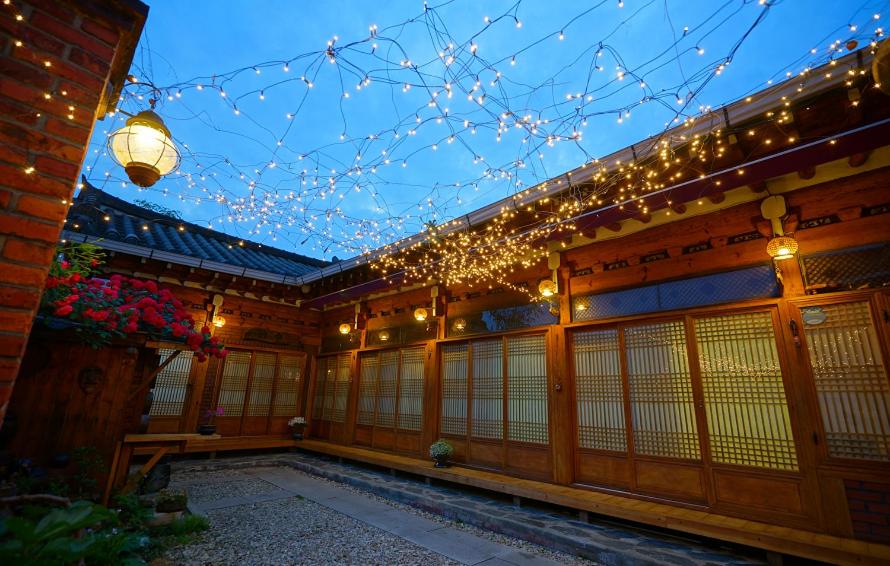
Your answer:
(29, 0), (78, 24)
(850, 511), (888, 525)
(0, 17), (67, 57)
(11, 46), (104, 93)
(0, 262), (48, 288)
(53, 81), (100, 109)
(0, 190), (11, 210)
(847, 490), (883, 502)
(67, 47), (110, 77)
(0, 123), (85, 165)
(0, 309), (37, 334)
(0, 163), (73, 199)
(848, 500), (866, 511)
(0, 58), (54, 90)
(0, 334), (26, 358)
(0, 138), (28, 166)
(869, 526), (890, 540)
(81, 18), (120, 45)
(867, 503), (890, 515)
(3, 236), (57, 265)
(0, 383), (14, 410)
(0, 99), (40, 127)
(30, 12), (115, 62)
(0, 284), (41, 309)
(44, 117), (92, 145)
(0, 211), (62, 243)
(0, 358), (22, 385)
(34, 155), (80, 181)
(0, 77), (47, 106)
(15, 194), (68, 223)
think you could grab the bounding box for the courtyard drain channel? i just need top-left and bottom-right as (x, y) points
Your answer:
(174, 453), (766, 566)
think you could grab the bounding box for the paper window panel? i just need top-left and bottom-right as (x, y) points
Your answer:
(573, 329), (627, 452)
(218, 351), (251, 417)
(506, 335), (548, 444)
(695, 312), (798, 471)
(149, 349), (194, 417)
(357, 354), (379, 426)
(398, 347), (425, 431)
(472, 340), (504, 440)
(331, 353), (351, 423)
(375, 350), (399, 428)
(804, 302), (890, 461)
(272, 355), (303, 417)
(312, 356), (328, 419)
(246, 352), (276, 416)
(625, 321), (700, 460)
(321, 357), (337, 421)
(441, 343), (469, 436)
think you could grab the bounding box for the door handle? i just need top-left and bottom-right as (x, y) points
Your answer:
(789, 320), (801, 348)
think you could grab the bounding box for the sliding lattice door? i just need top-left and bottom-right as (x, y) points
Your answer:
(354, 346), (426, 454)
(571, 308), (804, 515)
(439, 333), (552, 479)
(147, 348), (196, 434)
(311, 353), (352, 442)
(213, 350), (307, 436)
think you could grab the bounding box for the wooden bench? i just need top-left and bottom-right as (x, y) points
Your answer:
(296, 439), (890, 566)
(105, 434), (299, 504)
(103, 433), (217, 504)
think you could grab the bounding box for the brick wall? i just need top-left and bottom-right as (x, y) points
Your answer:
(0, 0), (145, 424)
(845, 479), (890, 543)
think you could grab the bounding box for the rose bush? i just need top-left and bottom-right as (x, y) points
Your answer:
(40, 244), (226, 361)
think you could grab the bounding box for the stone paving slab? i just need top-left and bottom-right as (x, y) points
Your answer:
(209, 464), (565, 566)
(173, 453), (766, 566)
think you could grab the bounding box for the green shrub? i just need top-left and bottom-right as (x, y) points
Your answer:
(429, 439), (454, 459)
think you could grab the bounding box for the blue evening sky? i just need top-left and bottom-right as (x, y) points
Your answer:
(80, 0), (886, 261)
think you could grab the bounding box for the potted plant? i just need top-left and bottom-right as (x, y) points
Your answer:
(288, 416), (306, 439)
(149, 488), (188, 526)
(198, 406), (224, 435)
(429, 439), (454, 468)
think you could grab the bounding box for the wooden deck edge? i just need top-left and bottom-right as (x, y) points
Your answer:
(133, 436), (297, 456)
(296, 440), (890, 566)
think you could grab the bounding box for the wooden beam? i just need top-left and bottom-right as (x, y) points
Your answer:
(128, 349), (182, 402)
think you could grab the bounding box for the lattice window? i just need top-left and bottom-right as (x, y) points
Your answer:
(218, 351), (251, 417)
(441, 343), (468, 435)
(312, 356), (327, 419)
(247, 353), (276, 416)
(357, 354), (379, 425)
(625, 321), (700, 460)
(472, 340), (504, 440)
(573, 329), (626, 452)
(398, 347), (425, 431)
(318, 355), (340, 421)
(375, 350), (399, 428)
(695, 312), (798, 471)
(803, 301), (890, 461)
(149, 349), (194, 417)
(507, 335), (548, 443)
(331, 353), (351, 423)
(272, 355), (303, 416)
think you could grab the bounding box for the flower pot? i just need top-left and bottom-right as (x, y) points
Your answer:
(433, 455), (450, 468)
(147, 510), (183, 527)
(197, 424), (216, 435)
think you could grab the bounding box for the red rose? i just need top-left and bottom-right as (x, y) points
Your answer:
(54, 305), (73, 316)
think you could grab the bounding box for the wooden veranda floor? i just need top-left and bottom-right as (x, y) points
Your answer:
(296, 439), (890, 565)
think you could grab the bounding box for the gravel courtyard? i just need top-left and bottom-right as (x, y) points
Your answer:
(161, 467), (591, 566)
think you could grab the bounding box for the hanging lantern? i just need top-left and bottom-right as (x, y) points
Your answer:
(452, 318), (467, 332)
(108, 110), (180, 187)
(538, 278), (558, 297)
(414, 307), (428, 322)
(212, 316), (226, 328)
(338, 323), (351, 335)
(766, 235), (799, 260)
(379, 330), (390, 342)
